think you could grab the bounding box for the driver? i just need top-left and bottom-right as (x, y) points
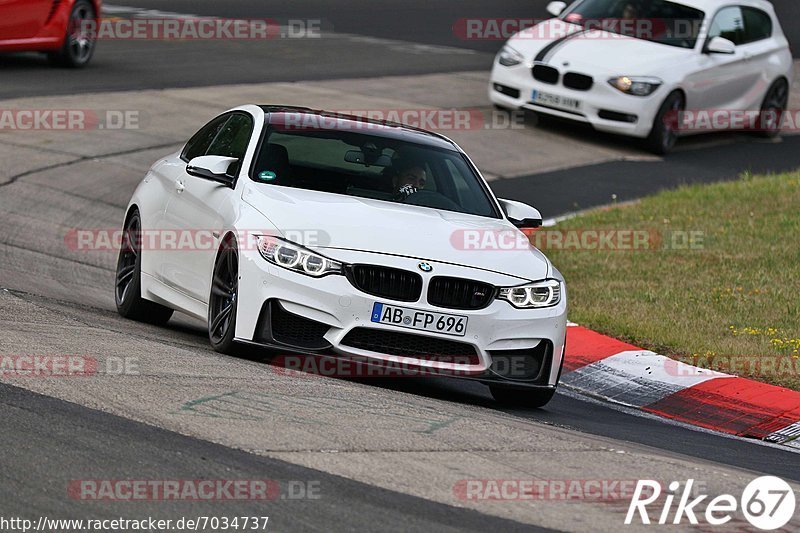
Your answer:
(392, 162), (427, 199)
(622, 2), (639, 20)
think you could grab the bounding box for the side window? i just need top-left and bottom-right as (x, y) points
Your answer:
(181, 115), (229, 162)
(741, 7), (772, 43)
(206, 113), (254, 160)
(708, 6), (745, 46)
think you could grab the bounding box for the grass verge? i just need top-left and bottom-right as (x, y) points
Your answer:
(545, 170), (800, 390)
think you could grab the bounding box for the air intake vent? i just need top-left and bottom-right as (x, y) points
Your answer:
(254, 301), (331, 350)
(347, 265), (422, 302)
(341, 328), (479, 363)
(427, 277), (496, 310)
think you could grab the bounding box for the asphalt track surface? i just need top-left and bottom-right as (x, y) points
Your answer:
(0, 382), (546, 532)
(493, 131), (800, 218)
(2, 1), (800, 531)
(0, 0), (798, 98)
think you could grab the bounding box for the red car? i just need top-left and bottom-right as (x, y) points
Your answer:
(0, 0), (101, 67)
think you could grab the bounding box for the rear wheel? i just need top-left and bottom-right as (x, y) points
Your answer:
(48, 0), (96, 68)
(208, 239), (239, 354)
(489, 385), (556, 408)
(115, 211), (174, 325)
(757, 78), (789, 139)
(645, 91), (684, 155)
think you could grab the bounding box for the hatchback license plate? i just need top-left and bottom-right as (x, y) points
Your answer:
(532, 89), (581, 111)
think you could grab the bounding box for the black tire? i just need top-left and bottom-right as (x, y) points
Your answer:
(489, 385), (556, 408)
(756, 78), (789, 139)
(115, 211), (174, 325)
(208, 238), (239, 354)
(645, 91), (684, 155)
(48, 0), (96, 68)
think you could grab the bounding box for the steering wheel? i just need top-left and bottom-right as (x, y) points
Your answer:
(401, 189), (462, 211)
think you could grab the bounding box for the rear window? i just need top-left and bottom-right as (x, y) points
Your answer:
(742, 7), (772, 43)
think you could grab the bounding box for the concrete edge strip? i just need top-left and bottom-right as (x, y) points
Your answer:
(563, 325), (800, 447)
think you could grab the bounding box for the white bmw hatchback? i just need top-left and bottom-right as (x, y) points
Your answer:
(489, 0), (793, 153)
(115, 106), (568, 407)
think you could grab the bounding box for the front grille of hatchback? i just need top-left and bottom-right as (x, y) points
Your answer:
(532, 64), (559, 84)
(563, 72), (594, 91)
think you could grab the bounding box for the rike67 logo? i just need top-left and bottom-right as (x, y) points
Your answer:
(626, 477), (796, 530)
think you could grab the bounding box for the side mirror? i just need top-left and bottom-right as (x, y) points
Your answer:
(547, 1), (568, 17)
(498, 198), (542, 228)
(705, 36), (735, 55)
(186, 155), (238, 188)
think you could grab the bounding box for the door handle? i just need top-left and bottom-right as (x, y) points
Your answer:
(175, 179), (185, 193)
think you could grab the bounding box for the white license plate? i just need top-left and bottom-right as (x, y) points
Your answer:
(532, 89), (581, 111)
(370, 302), (467, 337)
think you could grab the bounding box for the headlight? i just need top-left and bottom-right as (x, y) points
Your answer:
(256, 236), (343, 277)
(608, 76), (662, 96)
(497, 45), (524, 67)
(498, 279), (561, 308)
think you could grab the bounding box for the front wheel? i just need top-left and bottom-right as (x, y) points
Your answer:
(645, 91), (684, 155)
(489, 385), (556, 408)
(208, 239), (239, 354)
(48, 0), (97, 68)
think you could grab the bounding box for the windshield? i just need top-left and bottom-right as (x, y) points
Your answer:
(563, 0), (705, 49)
(250, 124), (500, 218)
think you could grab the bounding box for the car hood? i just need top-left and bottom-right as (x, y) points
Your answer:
(242, 183), (550, 282)
(508, 19), (689, 75)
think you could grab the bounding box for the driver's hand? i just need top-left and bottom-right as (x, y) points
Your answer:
(396, 184), (418, 198)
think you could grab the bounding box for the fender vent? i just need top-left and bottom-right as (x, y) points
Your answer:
(46, 0), (62, 23)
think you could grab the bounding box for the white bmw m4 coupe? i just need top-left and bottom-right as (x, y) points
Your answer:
(489, 0), (793, 153)
(115, 106), (567, 407)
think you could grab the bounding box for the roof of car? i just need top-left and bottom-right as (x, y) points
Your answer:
(258, 105), (460, 151)
(667, 0), (775, 13)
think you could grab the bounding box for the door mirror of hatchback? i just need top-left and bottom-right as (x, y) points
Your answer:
(547, 1), (567, 17)
(498, 198), (543, 228)
(705, 36), (736, 55)
(186, 155), (238, 188)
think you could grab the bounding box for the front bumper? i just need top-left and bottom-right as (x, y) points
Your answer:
(234, 246), (567, 388)
(489, 60), (663, 138)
